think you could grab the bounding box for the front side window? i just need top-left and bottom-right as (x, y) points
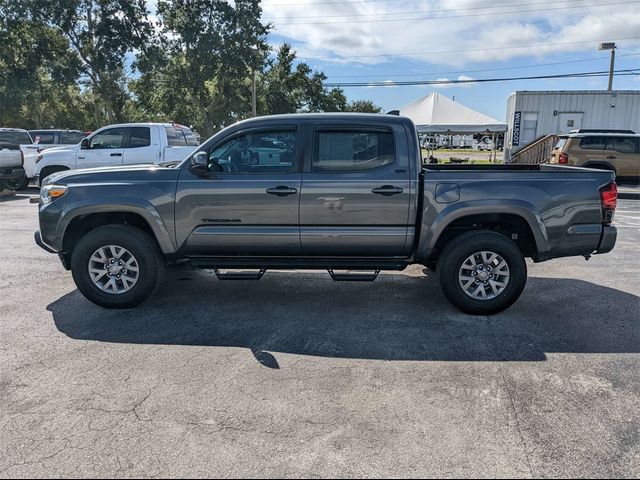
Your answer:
(60, 131), (85, 144)
(129, 127), (151, 148)
(314, 130), (395, 172)
(89, 128), (127, 149)
(207, 130), (297, 174)
(580, 136), (606, 150)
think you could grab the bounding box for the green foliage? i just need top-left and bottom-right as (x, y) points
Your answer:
(1, 0), (382, 134)
(346, 99), (383, 113)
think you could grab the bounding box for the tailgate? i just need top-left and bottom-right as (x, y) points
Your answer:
(0, 146), (21, 168)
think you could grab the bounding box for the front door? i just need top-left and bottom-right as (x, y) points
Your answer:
(299, 124), (412, 257)
(558, 113), (583, 134)
(78, 126), (127, 169)
(175, 127), (302, 256)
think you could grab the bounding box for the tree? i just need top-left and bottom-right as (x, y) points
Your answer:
(263, 44), (348, 115)
(346, 99), (383, 113)
(131, 0), (269, 136)
(34, 0), (154, 124)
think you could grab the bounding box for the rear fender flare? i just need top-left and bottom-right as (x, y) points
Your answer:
(418, 200), (549, 260)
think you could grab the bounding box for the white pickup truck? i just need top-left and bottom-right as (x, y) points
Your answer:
(35, 123), (199, 185)
(0, 128), (28, 191)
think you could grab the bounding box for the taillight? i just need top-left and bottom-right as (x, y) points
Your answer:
(558, 152), (569, 164)
(600, 182), (617, 224)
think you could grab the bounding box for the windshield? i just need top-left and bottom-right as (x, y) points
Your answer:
(0, 130), (32, 145)
(554, 137), (568, 150)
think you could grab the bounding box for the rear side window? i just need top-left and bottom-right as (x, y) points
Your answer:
(60, 132), (84, 144)
(607, 136), (639, 154)
(129, 127), (151, 148)
(30, 131), (55, 144)
(0, 131), (32, 145)
(314, 130), (395, 172)
(579, 136), (606, 150)
(165, 126), (199, 146)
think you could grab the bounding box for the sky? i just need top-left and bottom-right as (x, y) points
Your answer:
(261, 0), (640, 120)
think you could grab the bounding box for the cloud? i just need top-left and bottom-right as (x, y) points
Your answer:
(433, 75), (478, 88)
(262, 0), (640, 67)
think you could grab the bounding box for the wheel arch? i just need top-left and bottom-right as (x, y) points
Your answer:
(419, 203), (549, 263)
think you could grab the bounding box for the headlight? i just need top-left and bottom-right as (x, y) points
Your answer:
(40, 185), (68, 205)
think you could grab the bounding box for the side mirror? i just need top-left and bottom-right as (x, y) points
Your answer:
(190, 151), (208, 175)
(80, 138), (89, 149)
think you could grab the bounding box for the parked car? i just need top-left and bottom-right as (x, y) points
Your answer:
(0, 128), (27, 191)
(29, 129), (85, 149)
(35, 122), (199, 185)
(548, 129), (639, 182)
(35, 113), (617, 314)
(474, 136), (495, 151)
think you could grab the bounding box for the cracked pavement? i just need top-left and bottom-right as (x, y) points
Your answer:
(1, 190), (639, 478)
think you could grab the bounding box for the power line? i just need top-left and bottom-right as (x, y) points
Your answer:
(325, 52), (640, 78)
(292, 37), (640, 60)
(324, 68), (639, 87)
(271, 1), (640, 25)
(264, 0), (593, 20)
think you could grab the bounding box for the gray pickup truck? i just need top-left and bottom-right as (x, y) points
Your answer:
(35, 113), (618, 314)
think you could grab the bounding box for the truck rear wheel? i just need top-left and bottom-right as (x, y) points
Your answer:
(70, 225), (164, 308)
(437, 230), (527, 315)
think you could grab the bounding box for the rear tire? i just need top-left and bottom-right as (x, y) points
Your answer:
(437, 230), (527, 315)
(71, 225), (164, 308)
(6, 175), (29, 191)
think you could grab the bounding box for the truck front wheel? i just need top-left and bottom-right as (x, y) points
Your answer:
(70, 225), (165, 308)
(437, 231), (527, 315)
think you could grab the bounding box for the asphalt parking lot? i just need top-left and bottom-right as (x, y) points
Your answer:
(1, 190), (639, 478)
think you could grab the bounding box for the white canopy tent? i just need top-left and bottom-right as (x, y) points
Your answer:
(398, 92), (507, 134)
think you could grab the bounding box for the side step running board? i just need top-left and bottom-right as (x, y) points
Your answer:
(327, 269), (380, 282)
(214, 268), (267, 280)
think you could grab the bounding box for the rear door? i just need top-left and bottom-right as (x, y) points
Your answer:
(122, 126), (157, 165)
(175, 125), (303, 256)
(299, 123), (412, 257)
(603, 136), (640, 178)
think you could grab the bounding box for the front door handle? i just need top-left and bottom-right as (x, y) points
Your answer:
(606, 155), (616, 159)
(372, 185), (403, 196)
(110, 152), (122, 157)
(266, 185), (298, 196)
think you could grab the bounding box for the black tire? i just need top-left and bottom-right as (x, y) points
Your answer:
(39, 166), (68, 186)
(71, 225), (165, 308)
(6, 175), (29, 191)
(437, 230), (527, 315)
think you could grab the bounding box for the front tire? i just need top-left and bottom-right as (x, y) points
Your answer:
(71, 225), (164, 308)
(437, 230), (527, 315)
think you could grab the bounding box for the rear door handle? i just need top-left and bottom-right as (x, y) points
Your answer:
(110, 152), (122, 157)
(372, 185), (403, 196)
(606, 155), (616, 159)
(266, 185), (298, 196)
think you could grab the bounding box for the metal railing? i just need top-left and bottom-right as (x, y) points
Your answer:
(509, 134), (558, 165)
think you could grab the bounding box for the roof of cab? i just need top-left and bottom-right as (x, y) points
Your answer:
(231, 112), (415, 128)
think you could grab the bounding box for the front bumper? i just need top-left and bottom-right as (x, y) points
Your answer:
(34, 230), (56, 253)
(0, 166), (25, 189)
(595, 225), (617, 254)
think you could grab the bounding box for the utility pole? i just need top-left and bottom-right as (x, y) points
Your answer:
(251, 69), (257, 117)
(599, 42), (616, 91)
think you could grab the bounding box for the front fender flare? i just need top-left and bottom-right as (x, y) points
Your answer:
(56, 198), (176, 254)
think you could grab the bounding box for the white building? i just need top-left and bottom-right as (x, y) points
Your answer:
(504, 90), (640, 159)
